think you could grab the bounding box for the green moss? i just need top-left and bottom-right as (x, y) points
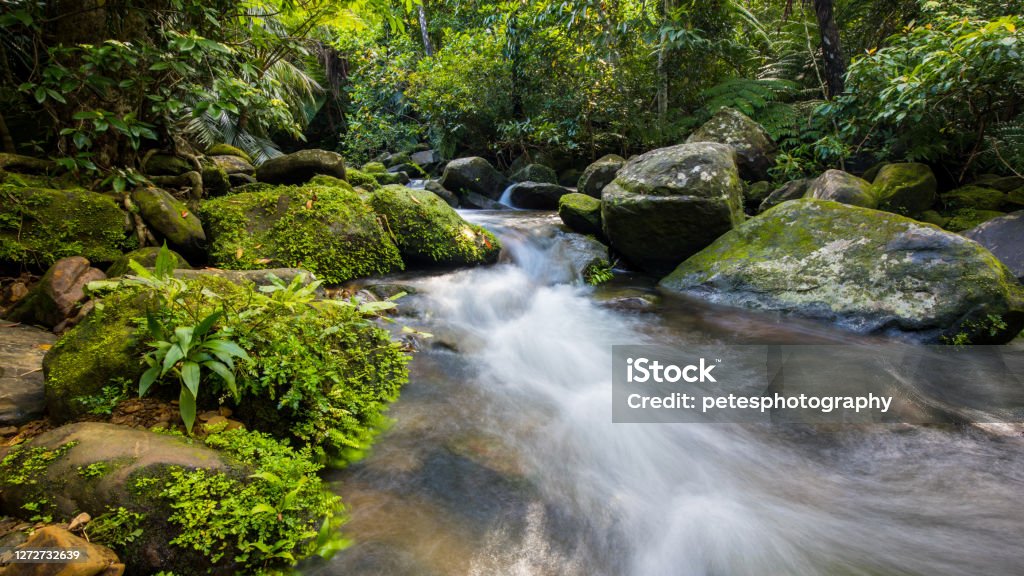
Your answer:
(0, 185), (128, 268)
(369, 184), (501, 266)
(307, 174), (355, 191)
(201, 165), (231, 197)
(0, 441), (78, 522)
(198, 184), (403, 283)
(558, 192), (603, 236)
(944, 208), (1006, 232)
(344, 168), (381, 191)
(941, 186), (1007, 211)
(372, 171), (407, 185)
(107, 246), (191, 277)
(361, 162), (387, 174)
(205, 144), (253, 164)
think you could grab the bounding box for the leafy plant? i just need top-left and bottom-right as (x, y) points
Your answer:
(86, 507), (145, 548)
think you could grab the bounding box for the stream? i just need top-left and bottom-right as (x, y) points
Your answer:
(300, 211), (1024, 576)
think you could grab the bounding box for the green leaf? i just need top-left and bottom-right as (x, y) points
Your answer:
(193, 310), (222, 339)
(205, 339), (250, 361)
(203, 360), (236, 397)
(174, 327), (194, 356)
(250, 503), (277, 515)
(249, 471), (282, 484)
(161, 343), (184, 375)
(179, 387), (197, 433)
(154, 243), (175, 278)
(139, 366), (160, 397)
(34, 87), (47, 104)
(181, 360), (200, 397)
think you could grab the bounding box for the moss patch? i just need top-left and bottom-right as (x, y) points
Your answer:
(106, 246), (191, 277)
(205, 144), (253, 164)
(344, 168), (381, 191)
(941, 186), (1007, 211)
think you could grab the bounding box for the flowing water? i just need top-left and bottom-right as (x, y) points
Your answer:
(300, 211), (1024, 576)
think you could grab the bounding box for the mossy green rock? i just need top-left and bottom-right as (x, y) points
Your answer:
(577, 154), (624, 198)
(918, 210), (949, 228)
(206, 143), (253, 164)
(558, 193), (603, 237)
(941, 186), (1006, 211)
(144, 154), (192, 177)
(439, 157), (511, 200)
(43, 289), (147, 421)
(345, 167), (381, 191)
(369, 185), (500, 267)
(806, 170), (878, 209)
(972, 174), (1024, 193)
(659, 199), (1024, 343)
(199, 184), (403, 283)
(106, 246), (191, 278)
(686, 107), (776, 181)
(0, 186), (129, 268)
(361, 161), (387, 174)
(255, 149), (346, 185)
(131, 187), (208, 258)
(945, 208), (1006, 232)
(874, 162), (937, 216)
(510, 163), (558, 184)
(201, 164), (231, 197)
(373, 170), (410, 186)
(601, 142), (744, 274)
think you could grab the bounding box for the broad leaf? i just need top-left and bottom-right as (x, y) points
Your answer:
(139, 366), (160, 397)
(181, 360), (200, 397)
(161, 344), (185, 375)
(179, 387), (197, 433)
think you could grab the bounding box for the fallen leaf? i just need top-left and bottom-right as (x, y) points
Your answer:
(410, 195), (422, 205)
(254, 258), (272, 264)
(68, 512), (91, 532)
(235, 248), (244, 259)
(36, 344), (52, 351)
(181, 210), (189, 218)
(305, 199), (313, 210)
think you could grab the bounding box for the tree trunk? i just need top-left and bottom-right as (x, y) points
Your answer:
(0, 110), (15, 153)
(813, 0), (846, 98)
(418, 3), (434, 56)
(656, 0), (674, 122)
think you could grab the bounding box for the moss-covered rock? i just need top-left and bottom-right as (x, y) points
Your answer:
(201, 164), (231, 197)
(972, 174), (1024, 193)
(369, 185), (500, 267)
(659, 199), (1024, 343)
(43, 289), (147, 422)
(577, 155), (624, 198)
(210, 155), (255, 176)
(143, 154), (192, 177)
(131, 187), (207, 259)
(0, 186), (129, 268)
(941, 186), (1007, 211)
(686, 107), (776, 181)
(744, 181), (772, 211)
(345, 167), (381, 191)
(361, 161), (387, 174)
(106, 246), (191, 278)
(806, 170), (878, 209)
(372, 170), (410, 186)
(945, 208), (1006, 232)
(601, 142), (745, 274)
(255, 149), (346, 185)
(874, 162), (937, 216)
(0, 153), (54, 174)
(425, 180), (459, 207)
(558, 193), (603, 237)
(439, 157), (511, 200)
(199, 184), (403, 283)
(917, 210), (949, 228)
(510, 163), (558, 184)
(205, 144), (253, 164)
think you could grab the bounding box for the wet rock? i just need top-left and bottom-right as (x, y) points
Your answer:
(131, 187), (207, 259)
(106, 247), (191, 278)
(558, 193), (602, 237)
(963, 211), (1024, 281)
(6, 257), (105, 329)
(601, 142), (744, 274)
(425, 180), (459, 207)
(255, 149), (346, 184)
(439, 157), (511, 200)
(759, 178), (809, 213)
(0, 325), (54, 425)
(806, 170), (877, 208)
(510, 163), (557, 184)
(577, 154), (624, 198)
(2, 526), (123, 575)
(506, 182), (571, 210)
(659, 199), (1024, 343)
(686, 107), (776, 181)
(873, 163), (937, 217)
(210, 154), (255, 175)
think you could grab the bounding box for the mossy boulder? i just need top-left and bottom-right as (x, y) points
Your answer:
(199, 184), (403, 283)
(345, 167), (381, 191)
(43, 289), (147, 421)
(0, 153), (54, 174)
(201, 164), (231, 197)
(558, 193), (603, 237)
(439, 157), (511, 200)
(143, 154), (192, 177)
(945, 208), (1006, 232)
(659, 199), (1024, 343)
(369, 185), (500, 267)
(210, 155), (254, 177)
(255, 149), (346, 185)
(106, 246), (191, 278)
(577, 154), (624, 198)
(759, 178), (810, 213)
(918, 210), (949, 228)
(941, 185), (1007, 211)
(206, 144), (253, 164)
(744, 181), (772, 211)
(361, 161), (387, 174)
(131, 187), (208, 259)
(0, 186), (129, 268)
(373, 171), (410, 186)
(601, 142), (745, 274)
(972, 174), (1024, 193)
(806, 170), (878, 208)
(510, 163), (558, 184)
(686, 107), (776, 181)
(873, 162), (937, 216)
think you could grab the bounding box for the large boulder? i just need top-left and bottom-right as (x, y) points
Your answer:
(806, 169), (878, 208)
(130, 187), (207, 259)
(369, 185), (501, 267)
(105, 246), (191, 278)
(439, 157), (511, 200)
(558, 193), (603, 237)
(0, 187), (128, 268)
(601, 142), (745, 274)
(6, 257), (105, 328)
(577, 154), (624, 198)
(255, 149), (346, 185)
(206, 143), (253, 163)
(198, 182), (403, 283)
(510, 163), (557, 184)
(963, 211), (1024, 282)
(659, 199), (1024, 343)
(506, 182), (572, 209)
(0, 325), (54, 426)
(686, 108), (776, 181)
(759, 178), (810, 213)
(873, 162), (937, 217)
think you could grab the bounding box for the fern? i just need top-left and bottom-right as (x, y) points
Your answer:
(980, 117), (1024, 176)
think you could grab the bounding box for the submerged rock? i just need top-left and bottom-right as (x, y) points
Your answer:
(6, 257), (105, 328)
(806, 169), (877, 208)
(577, 154), (624, 198)
(558, 193), (603, 237)
(659, 199), (1024, 343)
(963, 211), (1024, 282)
(506, 182), (571, 209)
(439, 157), (511, 200)
(255, 149), (346, 185)
(686, 108), (776, 181)
(601, 142), (744, 274)
(131, 186), (207, 259)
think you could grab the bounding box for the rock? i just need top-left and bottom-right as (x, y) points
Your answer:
(0, 187), (128, 268)
(130, 187), (207, 259)
(425, 180), (459, 207)
(942, 186), (1007, 211)
(383, 151), (411, 169)
(43, 290), (147, 422)
(0, 154), (54, 175)
(388, 163), (422, 177)
(361, 161), (387, 174)
(143, 154), (191, 177)
(2, 526), (123, 575)
(577, 155), (624, 198)
(806, 169), (877, 208)
(211, 155), (254, 175)
(558, 168), (583, 188)
(963, 211), (1024, 282)
(205, 143), (253, 164)
(173, 267), (320, 290)
(198, 182), (403, 283)
(255, 149), (346, 185)
(228, 173), (256, 188)
(558, 193), (602, 237)
(686, 108), (776, 181)
(363, 283), (418, 300)
(439, 157), (511, 200)
(6, 257), (105, 328)
(460, 191), (508, 210)
(376, 171), (412, 185)
(200, 165), (231, 197)
(564, 234), (610, 284)
(1009, 187), (1024, 207)
(0, 325), (54, 426)
(410, 150), (442, 172)
(659, 199), (1024, 343)
(873, 163), (937, 217)
(506, 182), (571, 209)
(369, 185), (500, 267)
(744, 181), (772, 211)
(861, 162), (887, 183)
(105, 247), (191, 278)
(945, 208), (1007, 233)
(601, 142), (744, 274)
(344, 168), (381, 192)
(917, 210), (949, 228)
(510, 164), (557, 184)
(759, 178), (810, 213)
(973, 174), (1024, 193)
